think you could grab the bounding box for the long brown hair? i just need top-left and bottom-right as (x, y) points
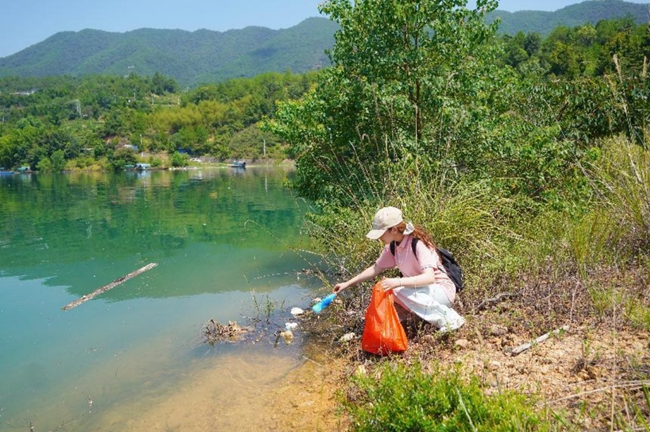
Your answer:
(394, 221), (437, 251)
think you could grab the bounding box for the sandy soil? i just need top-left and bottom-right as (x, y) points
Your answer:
(435, 322), (650, 430)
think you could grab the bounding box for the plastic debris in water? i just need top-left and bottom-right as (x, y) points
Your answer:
(290, 307), (304, 316)
(312, 293), (337, 314)
(285, 322), (298, 330)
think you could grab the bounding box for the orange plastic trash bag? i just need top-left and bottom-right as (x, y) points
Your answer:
(361, 282), (408, 355)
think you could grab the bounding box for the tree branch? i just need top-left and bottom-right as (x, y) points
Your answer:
(61, 263), (158, 311)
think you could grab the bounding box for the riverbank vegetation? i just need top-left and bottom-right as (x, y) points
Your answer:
(267, 0), (650, 430)
(0, 71), (318, 171)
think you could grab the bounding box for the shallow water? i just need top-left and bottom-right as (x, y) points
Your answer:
(0, 167), (326, 431)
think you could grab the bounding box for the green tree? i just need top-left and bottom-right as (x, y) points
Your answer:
(524, 32), (542, 57)
(170, 151), (189, 167)
(152, 72), (179, 95)
(503, 32), (530, 68)
(269, 0), (500, 203)
(107, 147), (137, 171)
(50, 150), (66, 172)
(36, 157), (52, 172)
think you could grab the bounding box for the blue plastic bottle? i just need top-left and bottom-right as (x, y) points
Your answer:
(312, 293), (337, 313)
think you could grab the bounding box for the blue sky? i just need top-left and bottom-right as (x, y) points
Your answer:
(1, 0), (648, 58)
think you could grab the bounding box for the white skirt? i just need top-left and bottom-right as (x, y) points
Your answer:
(393, 284), (465, 331)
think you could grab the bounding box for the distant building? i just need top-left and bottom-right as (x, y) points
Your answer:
(11, 89), (38, 96)
(122, 144), (139, 152)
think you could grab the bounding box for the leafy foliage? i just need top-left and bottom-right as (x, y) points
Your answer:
(0, 72), (317, 169)
(269, 7), (650, 206)
(269, 0), (503, 204)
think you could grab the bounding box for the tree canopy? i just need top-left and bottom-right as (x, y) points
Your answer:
(268, 1), (650, 206)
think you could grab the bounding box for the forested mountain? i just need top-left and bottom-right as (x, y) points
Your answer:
(0, 1), (646, 86)
(488, 0), (648, 36)
(0, 18), (337, 87)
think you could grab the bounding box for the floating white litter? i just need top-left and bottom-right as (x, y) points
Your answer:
(285, 322), (298, 330)
(290, 307), (304, 316)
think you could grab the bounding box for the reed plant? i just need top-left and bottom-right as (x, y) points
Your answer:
(250, 292), (283, 324)
(589, 136), (650, 256)
(307, 145), (516, 284)
(605, 55), (648, 149)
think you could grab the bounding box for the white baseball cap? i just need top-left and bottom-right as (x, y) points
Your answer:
(366, 207), (403, 239)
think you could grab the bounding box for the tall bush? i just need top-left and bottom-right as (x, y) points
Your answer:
(268, 0), (502, 205)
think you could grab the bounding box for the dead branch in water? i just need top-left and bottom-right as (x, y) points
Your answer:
(61, 263), (158, 311)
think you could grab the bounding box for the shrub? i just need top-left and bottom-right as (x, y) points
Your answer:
(170, 151), (189, 167)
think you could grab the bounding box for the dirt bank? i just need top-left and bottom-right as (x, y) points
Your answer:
(273, 314), (649, 431)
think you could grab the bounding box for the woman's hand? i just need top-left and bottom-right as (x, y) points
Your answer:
(380, 277), (402, 292)
(333, 281), (350, 293)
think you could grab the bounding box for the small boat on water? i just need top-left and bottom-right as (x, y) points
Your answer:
(229, 160), (246, 169)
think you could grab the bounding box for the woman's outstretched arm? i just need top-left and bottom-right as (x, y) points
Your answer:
(333, 264), (381, 293)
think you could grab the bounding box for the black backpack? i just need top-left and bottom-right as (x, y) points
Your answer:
(390, 238), (464, 292)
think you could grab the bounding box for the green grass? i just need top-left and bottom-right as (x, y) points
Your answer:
(344, 361), (552, 432)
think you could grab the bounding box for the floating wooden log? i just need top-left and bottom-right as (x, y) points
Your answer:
(61, 263), (158, 311)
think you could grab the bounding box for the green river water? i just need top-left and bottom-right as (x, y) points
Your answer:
(0, 167), (328, 431)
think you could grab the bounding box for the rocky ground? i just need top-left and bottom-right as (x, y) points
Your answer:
(266, 297), (650, 431)
(432, 321), (650, 430)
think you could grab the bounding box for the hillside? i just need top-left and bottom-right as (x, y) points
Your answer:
(0, 18), (337, 87)
(0, 1), (647, 86)
(488, 0), (649, 36)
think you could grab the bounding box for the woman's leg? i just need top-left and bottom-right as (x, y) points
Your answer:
(393, 301), (428, 336)
(393, 285), (465, 332)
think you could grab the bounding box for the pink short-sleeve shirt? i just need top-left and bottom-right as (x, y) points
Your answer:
(374, 235), (456, 302)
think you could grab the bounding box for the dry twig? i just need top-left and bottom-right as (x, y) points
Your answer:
(510, 325), (570, 356)
(549, 380), (650, 404)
